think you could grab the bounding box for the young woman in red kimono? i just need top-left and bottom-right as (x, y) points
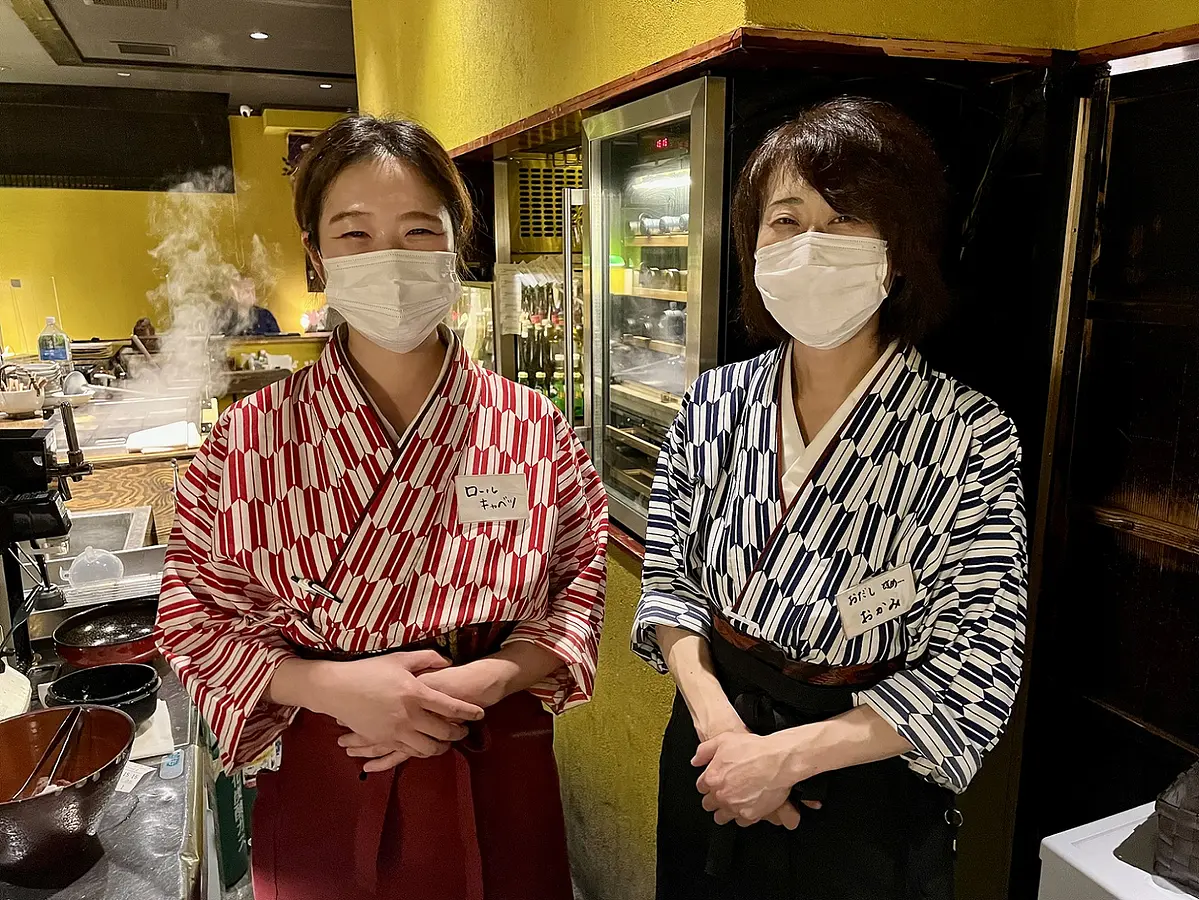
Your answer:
(155, 117), (608, 900)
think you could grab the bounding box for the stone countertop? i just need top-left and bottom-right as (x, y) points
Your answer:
(0, 664), (205, 900)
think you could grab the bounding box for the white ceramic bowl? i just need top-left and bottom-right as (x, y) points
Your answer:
(0, 388), (45, 417)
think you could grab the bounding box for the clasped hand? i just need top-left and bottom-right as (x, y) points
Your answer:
(693, 730), (820, 830)
(325, 649), (489, 773)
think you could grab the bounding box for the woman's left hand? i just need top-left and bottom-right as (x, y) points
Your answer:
(336, 662), (505, 772)
(336, 645), (565, 772)
(693, 731), (820, 826)
(337, 730), (419, 771)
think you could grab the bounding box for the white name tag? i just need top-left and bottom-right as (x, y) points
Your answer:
(455, 474), (530, 523)
(835, 564), (916, 639)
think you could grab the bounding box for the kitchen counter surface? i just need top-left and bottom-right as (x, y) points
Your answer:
(0, 665), (205, 900)
(0, 406), (203, 468)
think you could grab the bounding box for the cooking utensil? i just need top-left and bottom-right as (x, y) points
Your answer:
(46, 663), (161, 731)
(52, 597), (158, 668)
(62, 371), (88, 395)
(40, 707), (83, 793)
(88, 377), (156, 399)
(7, 706), (81, 803)
(0, 706), (135, 879)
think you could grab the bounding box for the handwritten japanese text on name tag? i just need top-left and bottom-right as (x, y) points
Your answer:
(835, 564), (916, 639)
(455, 474), (530, 523)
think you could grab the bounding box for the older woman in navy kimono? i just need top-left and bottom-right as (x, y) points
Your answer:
(632, 98), (1028, 899)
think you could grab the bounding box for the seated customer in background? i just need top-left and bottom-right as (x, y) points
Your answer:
(223, 274), (281, 336)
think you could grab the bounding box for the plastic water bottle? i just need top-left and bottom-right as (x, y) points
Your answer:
(37, 317), (71, 365)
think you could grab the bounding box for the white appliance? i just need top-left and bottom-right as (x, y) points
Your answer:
(1039, 803), (1198, 899)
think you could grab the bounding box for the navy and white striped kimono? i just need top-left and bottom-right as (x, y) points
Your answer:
(632, 342), (1028, 794)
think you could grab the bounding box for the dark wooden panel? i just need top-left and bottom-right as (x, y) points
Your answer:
(1019, 691), (1197, 844)
(1087, 299), (1199, 327)
(1072, 319), (1199, 529)
(1065, 523), (1199, 753)
(1008, 64), (1199, 899)
(1085, 504), (1199, 557)
(1092, 86), (1199, 305)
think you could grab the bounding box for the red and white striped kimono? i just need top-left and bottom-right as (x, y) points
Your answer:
(156, 329), (607, 900)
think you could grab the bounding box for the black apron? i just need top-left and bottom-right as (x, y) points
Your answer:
(656, 613), (957, 900)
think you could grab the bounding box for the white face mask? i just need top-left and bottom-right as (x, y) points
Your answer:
(754, 231), (890, 350)
(322, 248), (460, 354)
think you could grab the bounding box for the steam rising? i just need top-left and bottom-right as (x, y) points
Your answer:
(48, 169), (285, 455)
(137, 168), (280, 398)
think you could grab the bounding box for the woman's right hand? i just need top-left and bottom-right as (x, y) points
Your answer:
(306, 650), (485, 760)
(693, 705), (809, 830)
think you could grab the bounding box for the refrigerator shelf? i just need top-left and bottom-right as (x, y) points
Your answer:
(621, 335), (686, 357)
(625, 235), (688, 247)
(606, 425), (662, 458)
(615, 287), (688, 303)
(609, 381), (682, 424)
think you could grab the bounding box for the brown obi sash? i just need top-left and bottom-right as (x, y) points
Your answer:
(711, 609), (903, 687)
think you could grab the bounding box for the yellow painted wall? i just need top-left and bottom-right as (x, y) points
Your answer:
(351, 0), (1074, 151)
(0, 110), (341, 356)
(352, 0), (748, 150)
(1073, 0), (1199, 50)
(0, 187), (234, 355)
(555, 545), (674, 900)
(744, 0), (1066, 49)
(352, 0), (1199, 155)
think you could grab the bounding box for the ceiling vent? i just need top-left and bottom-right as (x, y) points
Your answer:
(86, 0), (175, 9)
(113, 41), (176, 57)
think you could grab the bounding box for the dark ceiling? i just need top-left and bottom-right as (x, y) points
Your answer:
(0, 0), (357, 110)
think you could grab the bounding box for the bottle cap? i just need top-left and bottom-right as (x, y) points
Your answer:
(46, 316), (55, 326)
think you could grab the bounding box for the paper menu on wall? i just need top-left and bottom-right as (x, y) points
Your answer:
(494, 263), (523, 336)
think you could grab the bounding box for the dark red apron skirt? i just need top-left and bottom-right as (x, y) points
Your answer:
(251, 690), (573, 900)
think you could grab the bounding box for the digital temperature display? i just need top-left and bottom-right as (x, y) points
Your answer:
(642, 133), (689, 153)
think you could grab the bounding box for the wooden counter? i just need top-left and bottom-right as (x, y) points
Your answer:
(65, 459), (187, 538)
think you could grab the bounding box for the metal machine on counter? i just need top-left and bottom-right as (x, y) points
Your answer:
(0, 403), (93, 664)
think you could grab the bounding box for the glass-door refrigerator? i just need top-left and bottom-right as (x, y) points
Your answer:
(450, 281), (499, 371)
(583, 77), (726, 538)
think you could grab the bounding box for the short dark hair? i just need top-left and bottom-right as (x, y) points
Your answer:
(291, 116), (473, 254)
(732, 97), (950, 347)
